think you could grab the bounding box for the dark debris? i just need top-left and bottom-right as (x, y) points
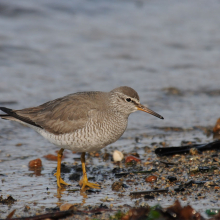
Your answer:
(0, 195), (16, 205)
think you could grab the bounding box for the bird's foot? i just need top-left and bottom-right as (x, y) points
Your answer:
(54, 172), (70, 188)
(79, 178), (100, 190)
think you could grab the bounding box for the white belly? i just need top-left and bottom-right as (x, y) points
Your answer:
(32, 115), (127, 152)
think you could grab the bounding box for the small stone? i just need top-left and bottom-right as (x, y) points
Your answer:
(131, 152), (140, 158)
(24, 205), (30, 212)
(145, 175), (157, 183)
(189, 148), (199, 155)
(160, 142), (166, 147)
(103, 153), (110, 161)
(204, 181), (214, 187)
(95, 153), (100, 157)
(113, 150), (124, 162)
(213, 118), (220, 139)
(28, 158), (42, 169)
(125, 155), (141, 163)
(190, 166), (198, 172)
(47, 151), (66, 161)
(167, 176), (177, 182)
(15, 143), (22, 146)
(60, 203), (74, 211)
(135, 136), (142, 143)
(213, 118), (220, 133)
(112, 181), (123, 191)
(106, 198), (114, 201)
(43, 154), (58, 161)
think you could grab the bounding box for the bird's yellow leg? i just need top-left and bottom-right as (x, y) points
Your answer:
(54, 148), (70, 188)
(79, 152), (100, 190)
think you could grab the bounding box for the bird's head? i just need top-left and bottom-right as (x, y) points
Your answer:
(110, 86), (164, 119)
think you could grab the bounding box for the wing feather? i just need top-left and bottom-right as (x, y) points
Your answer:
(13, 92), (107, 135)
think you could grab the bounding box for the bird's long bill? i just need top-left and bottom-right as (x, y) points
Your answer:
(137, 104), (164, 119)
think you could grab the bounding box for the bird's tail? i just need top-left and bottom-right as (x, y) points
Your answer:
(0, 107), (42, 128)
(0, 107), (15, 120)
(0, 107), (13, 114)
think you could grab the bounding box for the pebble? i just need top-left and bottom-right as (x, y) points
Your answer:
(213, 118), (220, 133)
(103, 153), (110, 161)
(213, 118), (220, 139)
(189, 148), (199, 155)
(204, 181), (214, 187)
(125, 155), (140, 163)
(135, 136), (142, 143)
(113, 150), (124, 162)
(189, 166), (199, 172)
(112, 181), (123, 191)
(145, 175), (157, 183)
(28, 158), (42, 169)
(130, 152), (140, 158)
(60, 203), (74, 211)
(24, 205), (30, 212)
(43, 154), (58, 161)
(167, 176), (177, 182)
(94, 153), (99, 157)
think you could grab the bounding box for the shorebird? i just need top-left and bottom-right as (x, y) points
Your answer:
(0, 86), (163, 189)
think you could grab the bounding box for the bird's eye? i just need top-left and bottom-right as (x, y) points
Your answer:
(126, 98), (131, 102)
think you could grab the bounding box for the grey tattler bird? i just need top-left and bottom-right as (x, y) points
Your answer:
(0, 86), (164, 190)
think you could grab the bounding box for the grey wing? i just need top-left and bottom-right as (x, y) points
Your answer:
(14, 95), (97, 135)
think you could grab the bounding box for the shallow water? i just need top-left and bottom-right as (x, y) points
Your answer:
(0, 0), (220, 218)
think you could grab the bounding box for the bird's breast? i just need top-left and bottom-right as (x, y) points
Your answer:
(38, 113), (128, 152)
(81, 113), (128, 151)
